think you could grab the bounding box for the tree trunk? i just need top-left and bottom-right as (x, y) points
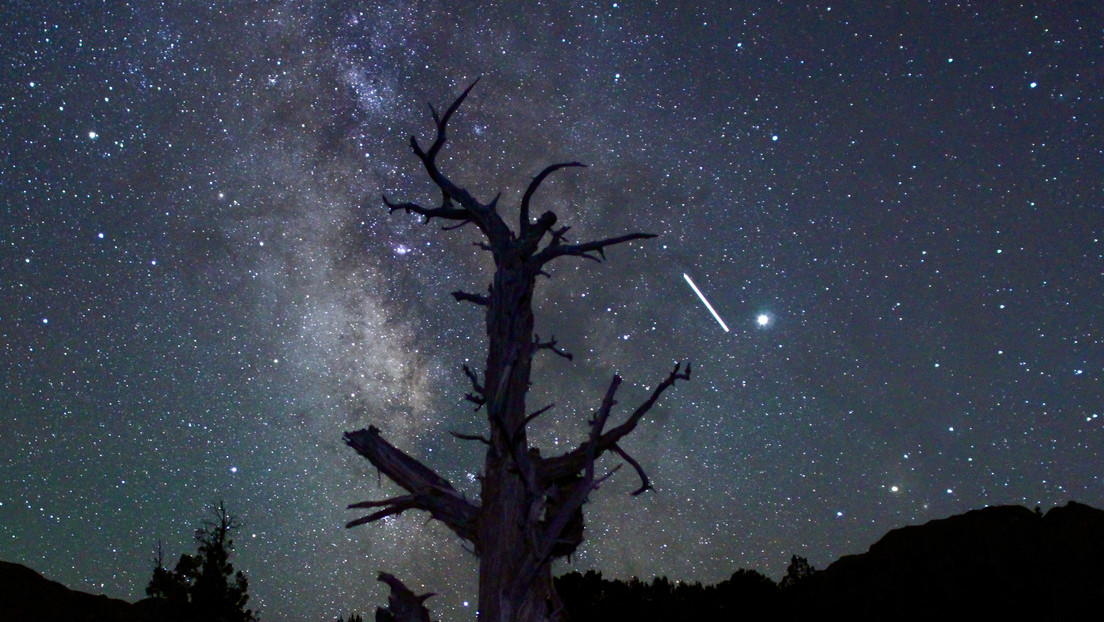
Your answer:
(478, 257), (553, 621)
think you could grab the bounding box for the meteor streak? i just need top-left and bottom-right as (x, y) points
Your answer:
(682, 273), (730, 332)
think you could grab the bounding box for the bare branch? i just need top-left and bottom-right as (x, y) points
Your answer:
(518, 403), (555, 434)
(462, 364), (484, 393)
(515, 377), (621, 595)
(611, 444), (652, 495)
(417, 77), (481, 164)
(589, 375), (623, 444)
(346, 495), (418, 528)
(344, 427), (479, 543)
(520, 162), (585, 234)
(534, 334), (573, 361)
(543, 376), (619, 541)
(538, 362), (690, 485)
(450, 430), (490, 445)
(605, 361), (691, 441)
(461, 364), (486, 410)
(441, 219), (472, 231)
(534, 232), (658, 266)
(452, 290), (490, 306)
(549, 225), (571, 245)
(383, 194), (471, 225)
(348, 496), (412, 510)
(388, 77), (515, 246)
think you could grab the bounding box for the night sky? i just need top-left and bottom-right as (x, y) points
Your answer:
(2, 2), (1102, 620)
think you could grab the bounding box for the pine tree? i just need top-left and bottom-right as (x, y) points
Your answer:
(147, 501), (258, 622)
(780, 555), (816, 589)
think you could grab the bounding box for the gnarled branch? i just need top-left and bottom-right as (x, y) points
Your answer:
(344, 427), (479, 544)
(399, 78), (513, 245)
(520, 162), (585, 234)
(419, 78), (480, 164)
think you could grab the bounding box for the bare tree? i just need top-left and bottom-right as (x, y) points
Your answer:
(343, 79), (689, 622)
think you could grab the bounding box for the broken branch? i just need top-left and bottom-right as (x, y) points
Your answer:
(534, 334), (573, 361)
(376, 572), (434, 622)
(461, 364), (485, 410)
(452, 290), (490, 306)
(346, 496), (418, 528)
(450, 430), (490, 445)
(344, 427), (479, 543)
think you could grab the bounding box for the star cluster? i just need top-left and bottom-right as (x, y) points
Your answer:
(2, 2), (1101, 621)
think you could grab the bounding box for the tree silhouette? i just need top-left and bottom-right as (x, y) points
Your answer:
(554, 569), (780, 621)
(780, 555), (815, 589)
(147, 540), (190, 604)
(342, 79), (689, 622)
(147, 501), (257, 622)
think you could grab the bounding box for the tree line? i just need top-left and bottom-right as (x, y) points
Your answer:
(555, 556), (815, 621)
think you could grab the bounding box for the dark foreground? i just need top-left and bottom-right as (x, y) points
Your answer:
(557, 501), (1104, 620)
(4, 502), (1103, 621)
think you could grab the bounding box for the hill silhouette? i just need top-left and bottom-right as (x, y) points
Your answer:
(557, 501), (1104, 620)
(4, 502), (1102, 620)
(0, 560), (194, 622)
(791, 500), (1104, 616)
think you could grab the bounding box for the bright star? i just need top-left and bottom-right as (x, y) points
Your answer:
(756, 314), (771, 327)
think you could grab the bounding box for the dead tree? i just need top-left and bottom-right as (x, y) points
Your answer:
(343, 79), (689, 622)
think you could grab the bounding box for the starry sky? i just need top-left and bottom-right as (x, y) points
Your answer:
(2, 1), (1102, 620)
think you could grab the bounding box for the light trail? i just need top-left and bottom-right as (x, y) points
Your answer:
(682, 273), (730, 332)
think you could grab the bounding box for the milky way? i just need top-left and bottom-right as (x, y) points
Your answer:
(2, 3), (1102, 621)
